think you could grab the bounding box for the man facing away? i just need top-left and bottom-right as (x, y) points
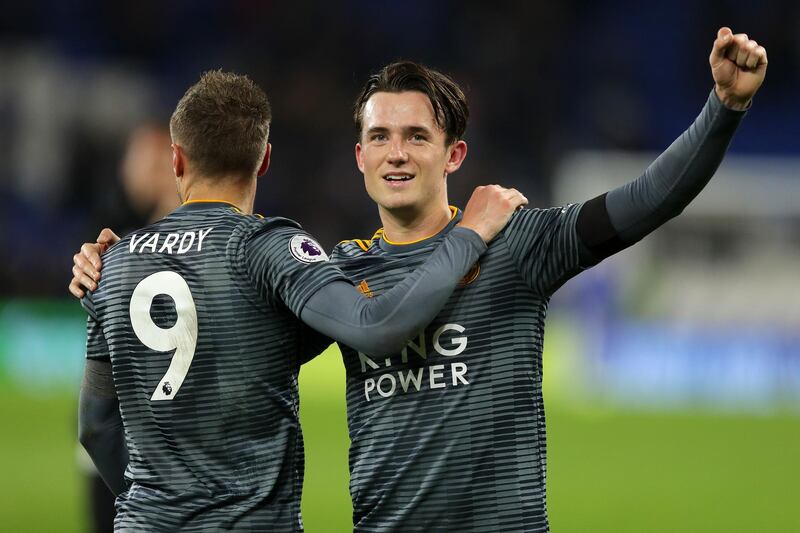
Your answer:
(72, 27), (767, 532)
(76, 70), (526, 532)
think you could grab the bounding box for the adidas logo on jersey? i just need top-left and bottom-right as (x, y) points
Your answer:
(357, 279), (374, 298)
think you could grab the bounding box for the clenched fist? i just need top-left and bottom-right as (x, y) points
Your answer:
(710, 27), (768, 110)
(458, 185), (528, 244)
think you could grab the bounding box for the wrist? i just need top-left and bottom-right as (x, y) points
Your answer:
(714, 85), (751, 111)
(453, 224), (489, 248)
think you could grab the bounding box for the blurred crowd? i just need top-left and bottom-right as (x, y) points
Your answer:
(1, 0), (797, 296)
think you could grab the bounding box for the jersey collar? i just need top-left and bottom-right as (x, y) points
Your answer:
(377, 206), (462, 253)
(174, 200), (242, 214)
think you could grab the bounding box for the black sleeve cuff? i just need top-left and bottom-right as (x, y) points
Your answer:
(576, 193), (629, 263)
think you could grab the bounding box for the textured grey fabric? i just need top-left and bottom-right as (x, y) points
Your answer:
(84, 202), (346, 532)
(301, 227), (486, 356)
(82, 201), (486, 531)
(331, 205), (582, 532)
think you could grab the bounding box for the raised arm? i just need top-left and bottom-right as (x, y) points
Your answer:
(575, 27), (767, 265)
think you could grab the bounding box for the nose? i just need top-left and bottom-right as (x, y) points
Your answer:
(386, 138), (408, 166)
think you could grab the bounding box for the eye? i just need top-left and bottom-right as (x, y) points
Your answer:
(370, 133), (387, 142)
(411, 133), (427, 143)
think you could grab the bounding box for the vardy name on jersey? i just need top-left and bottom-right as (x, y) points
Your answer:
(129, 228), (214, 255)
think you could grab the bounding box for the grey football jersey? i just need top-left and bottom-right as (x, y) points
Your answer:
(331, 205), (583, 532)
(84, 201), (347, 532)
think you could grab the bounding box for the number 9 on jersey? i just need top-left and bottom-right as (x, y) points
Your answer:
(130, 271), (199, 401)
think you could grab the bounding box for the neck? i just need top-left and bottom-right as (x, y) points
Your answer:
(180, 173), (256, 214)
(378, 203), (453, 244)
(148, 196), (182, 224)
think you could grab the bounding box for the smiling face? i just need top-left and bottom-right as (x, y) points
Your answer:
(355, 91), (467, 221)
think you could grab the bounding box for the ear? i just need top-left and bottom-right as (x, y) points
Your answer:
(355, 142), (365, 173)
(444, 140), (468, 174)
(257, 143), (272, 176)
(171, 144), (185, 178)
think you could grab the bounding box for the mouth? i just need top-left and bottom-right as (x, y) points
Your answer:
(383, 173), (415, 184)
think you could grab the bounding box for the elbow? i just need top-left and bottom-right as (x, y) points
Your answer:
(78, 396), (110, 455)
(78, 420), (100, 454)
(662, 199), (687, 222)
(641, 200), (687, 236)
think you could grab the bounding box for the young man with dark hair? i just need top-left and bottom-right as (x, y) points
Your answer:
(334, 27), (765, 532)
(76, 69), (525, 531)
(73, 28), (767, 532)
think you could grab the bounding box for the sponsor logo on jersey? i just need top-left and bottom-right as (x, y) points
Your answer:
(289, 235), (329, 263)
(359, 323), (470, 401)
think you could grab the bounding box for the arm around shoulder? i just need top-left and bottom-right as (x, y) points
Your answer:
(300, 227), (486, 356)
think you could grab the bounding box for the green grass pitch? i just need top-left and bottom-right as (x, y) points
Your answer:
(1, 345), (797, 532)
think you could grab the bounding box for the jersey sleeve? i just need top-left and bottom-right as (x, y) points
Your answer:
(244, 224), (351, 317)
(503, 203), (585, 296)
(299, 227), (487, 356)
(82, 293), (110, 362)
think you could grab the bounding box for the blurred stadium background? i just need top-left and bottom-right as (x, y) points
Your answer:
(1, 1), (798, 531)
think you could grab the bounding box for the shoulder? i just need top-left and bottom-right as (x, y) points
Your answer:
(332, 238), (374, 259)
(332, 237), (382, 263)
(504, 203), (583, 236)
(230, 215), (305, 249)
(241, 216), (333, 265)
(333, 227), (382, 261)
(235, 214), (301, 236)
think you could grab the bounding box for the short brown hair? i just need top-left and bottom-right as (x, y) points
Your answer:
(170, 70), (272, 178)
(353, 61), (469, 146)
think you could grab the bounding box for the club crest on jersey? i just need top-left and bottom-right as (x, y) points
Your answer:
(458, 262), (480, 286)
(289, 235), (328, 263)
